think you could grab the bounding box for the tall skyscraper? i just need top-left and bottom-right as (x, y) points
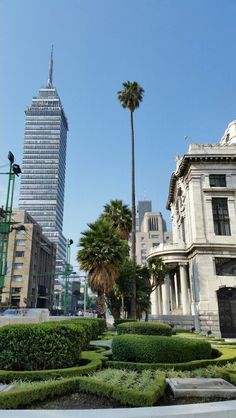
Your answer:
(19, 48), (68, 264)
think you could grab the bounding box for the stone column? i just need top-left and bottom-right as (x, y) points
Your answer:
(169, 275), (176, 311)
(157, 285), (162, 314)
(161, 275), (171, 315)
(174, 273), (179, 308)
(150, 287), (159, 315)
(179, 263), (191, 315)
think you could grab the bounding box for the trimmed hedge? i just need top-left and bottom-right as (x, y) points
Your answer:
(112, 334), (212, 363)
(0, 351), (105, 383)
(107, 347), (236, 371)
(0, 371), (166, 409)
(0, 322), (85, 371)
(114, 319), (137, 328)
(117, 321), (172, 336)
(48, 317), (107, 341)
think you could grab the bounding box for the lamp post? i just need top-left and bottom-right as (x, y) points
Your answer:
(63, 239), (73, 315)
(83, 275), (87, 315)
(0, 152), (21, 289)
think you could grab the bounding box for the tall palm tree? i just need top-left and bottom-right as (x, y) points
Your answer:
(117, 81), (144, 319)
(101, 199), (132, 240)
(77, 218), (129, 316)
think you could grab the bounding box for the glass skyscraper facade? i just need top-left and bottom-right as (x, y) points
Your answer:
(19, 50), (68, 264)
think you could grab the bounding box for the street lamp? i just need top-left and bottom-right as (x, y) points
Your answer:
(63, 239), (73, 315)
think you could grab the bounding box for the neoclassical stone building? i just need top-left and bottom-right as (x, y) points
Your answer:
(148, 121), (236, 337)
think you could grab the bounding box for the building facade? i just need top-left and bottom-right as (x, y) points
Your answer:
(136, 211), (171, 265)
(1, 209), (56, 308)
(19, 49), (68, 265)
(137, 200), (152, 231)
(147, 121), (236, 338)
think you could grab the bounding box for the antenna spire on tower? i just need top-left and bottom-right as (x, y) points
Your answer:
(47, 45), (53, 87)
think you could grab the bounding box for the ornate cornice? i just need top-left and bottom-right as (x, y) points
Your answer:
(166, 153), (236, 210)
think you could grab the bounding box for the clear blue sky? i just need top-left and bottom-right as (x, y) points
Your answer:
(1, 0), (236, 268)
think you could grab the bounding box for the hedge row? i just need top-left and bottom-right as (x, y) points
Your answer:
(114, 319), (137, 327)
(116, 321), (172, 336)
(112, 334), (212, 363)
(0, 371), (166, 409)
(0, 318), (106, 371)
(107, 347), (236, 371)
(0, 351), (105, 383)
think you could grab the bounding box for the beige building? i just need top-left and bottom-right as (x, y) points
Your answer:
(1, 209), (56, 308)
(148, 121), (236, 338)
(136, 211), (172, 265)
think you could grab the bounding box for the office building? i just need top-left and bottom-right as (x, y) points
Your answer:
(1, 209), (56, 308)
(137, 200), (152, 231)
(136, 211), (171, 265)
(19, 49), (68, 264)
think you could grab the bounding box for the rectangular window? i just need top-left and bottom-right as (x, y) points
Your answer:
(151, 235), (159, 238)
(11, 288), (21, 294)
(14, 263), (24, 270)
(212, 198), (231, 235)
(215, 258), (236, 276)
(16, 240), (26, 246)
(15, 251), (24, 257)
(12, 275), (23, 282)
(209, 174), (226, 187)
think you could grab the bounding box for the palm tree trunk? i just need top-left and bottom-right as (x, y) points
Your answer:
(97, 290), (105, 318)
(130, 110), (136, 319)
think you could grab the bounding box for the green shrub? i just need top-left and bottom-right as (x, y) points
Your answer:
(117, 321), (172, 336)
(0, 369), (166, 409)
(107, 347), (236, 371)
(114, 319), (137, 328)
(47, 318), (106, 341)
(0, 323), (85, 371)
(77, 318), (106, 338)
(0, 351), (105, 383)
(78, 369), (166, 407)
(112, 334), (212, 363)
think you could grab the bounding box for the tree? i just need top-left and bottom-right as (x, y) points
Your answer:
(135, 265), (152, 321)
(148, 256), (169, 291)
(77, 219), (129, 317)
(101, 199), (132, 240)
(106, 259), (152, 321)
(117, 81), (144, 319)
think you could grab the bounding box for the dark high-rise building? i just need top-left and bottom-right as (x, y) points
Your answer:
(137, 200), (152, 231)
(19, 48), (68, 264)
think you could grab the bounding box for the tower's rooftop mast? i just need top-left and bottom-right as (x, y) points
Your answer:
(47, 45), (53, 88)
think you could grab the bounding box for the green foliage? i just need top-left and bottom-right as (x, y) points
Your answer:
(84, 368), (166, 406)
(0, 368), (165, 409)
(107, 347), (236, 371)
(0, 322), (86, 371)
(77, 219), (129, 274)
(101, 199), (132, 240)
(77, 218), (129, 315)
(117, 81), (144, 113)
(0, 351), (105, 383)
(148, 256), (169, 289)
(107, 259), (153, 320)
(112, 335), (212, 363)
(0, 377), (80, 409)
(116, 321), (172, 336)
(79, 318), (107, 334)
(114, 318), (137, 327)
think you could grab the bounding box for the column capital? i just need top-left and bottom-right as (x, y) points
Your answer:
(179, 262), (188, 267)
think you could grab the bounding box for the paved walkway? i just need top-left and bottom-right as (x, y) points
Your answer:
(0, 400), (236, 417)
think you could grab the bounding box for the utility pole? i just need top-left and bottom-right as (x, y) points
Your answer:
(0, 152), (21, 288)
